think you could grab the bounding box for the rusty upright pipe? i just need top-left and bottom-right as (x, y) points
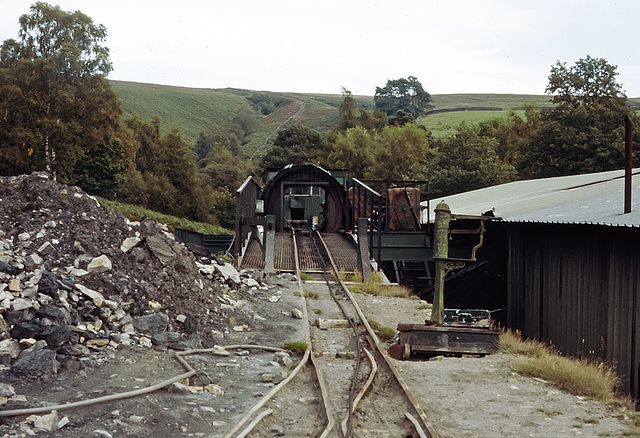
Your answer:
(625, 115), (633, 214)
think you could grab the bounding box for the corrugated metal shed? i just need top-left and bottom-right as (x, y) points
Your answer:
(422, 168), (640, 226)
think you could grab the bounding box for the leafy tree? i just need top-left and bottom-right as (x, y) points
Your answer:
(374, 76), (432, 117)
(476, 104), (542, 165)
(546, 56), (625, 109)
(325, 127), (374, 179)
(429, 125), (518, 197)
(517, 103), (638, 178)
(258, 124), (326, 170)
(336, 88), (387, 132)
(367, 124), (432, 181)
(0, 2), (122, 185)
(194, 131), (242, 163)
(123, 116), (216, 223)
(518, 56), (637, 178)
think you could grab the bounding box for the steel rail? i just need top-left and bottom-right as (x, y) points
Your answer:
(315, 230), (439, 438)
(222, 228), (337, 438)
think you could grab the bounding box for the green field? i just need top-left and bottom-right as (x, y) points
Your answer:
(419, 110), (526, 138)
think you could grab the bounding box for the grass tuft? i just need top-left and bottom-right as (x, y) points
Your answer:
(500, 330), (619, 403)
(351, 281), (414, 299)
(368, 319), (397, 342)
(283, 341), (308, 354)
(299, 272), (314, 282)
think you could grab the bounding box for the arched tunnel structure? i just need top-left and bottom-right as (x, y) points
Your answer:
(262, 164), (347, 233)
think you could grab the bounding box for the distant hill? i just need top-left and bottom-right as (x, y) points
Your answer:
(110, 80), (640, 158)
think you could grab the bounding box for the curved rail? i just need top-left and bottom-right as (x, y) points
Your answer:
(225, 229), (439, 438)
(314, 230), (438, 438)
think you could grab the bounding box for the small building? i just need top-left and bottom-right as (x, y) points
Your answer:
(422, 168), (640, 401)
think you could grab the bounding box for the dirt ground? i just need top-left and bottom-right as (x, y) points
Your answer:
(2, 287), (636, 437)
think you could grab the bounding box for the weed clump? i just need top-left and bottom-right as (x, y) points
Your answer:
(500, 330), (619, 403)
(283, 341), (308, 354)
(368, 319), (397, 342)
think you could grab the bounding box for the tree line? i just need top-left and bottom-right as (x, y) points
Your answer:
(1, 3), (639, 231)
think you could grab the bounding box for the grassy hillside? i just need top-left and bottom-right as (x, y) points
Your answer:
(110, 81), (256, 145)
(110, 81), (639, 151)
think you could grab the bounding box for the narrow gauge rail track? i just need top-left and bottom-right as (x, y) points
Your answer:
(222, 230), (438, 438)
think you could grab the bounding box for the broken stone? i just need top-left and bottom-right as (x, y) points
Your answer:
(0, 261), (20, 275)
(168, 382), (190, 394)
(261, 373), (274, 383)
(27, 410), (59, 432)
(87, 255), (112, 273)
(274, 351), (293, 367)
(9, 279), (20, 292)
(145, 235), (176, 262)
(0, 383), (15, 397)
(24, 253), (44, 269)
(213, 263), (241, 285)
(243, 278), (260, 288)
(75, 284), (104, 307)
(132, 313), (169, 334)
(291, 308), (304, 319)
(39, 326), (72, 347)
(11, 348), (59, 378)
(11, 298), (33, 311)
(120, 236), (141, 253)
(37, 241), (56, 255)
(151, 331), (183, 346)
(37, 270), (59, 297)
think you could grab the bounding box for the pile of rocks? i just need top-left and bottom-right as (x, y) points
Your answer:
(0, 173), (264, 382)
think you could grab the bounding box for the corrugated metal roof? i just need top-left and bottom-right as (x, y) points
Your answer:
(422, 168), (640, 227)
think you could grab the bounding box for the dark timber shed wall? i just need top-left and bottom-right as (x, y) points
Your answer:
(499, 222), (640, 399)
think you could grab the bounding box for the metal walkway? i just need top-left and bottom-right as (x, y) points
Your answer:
(240, 232), (358, 272)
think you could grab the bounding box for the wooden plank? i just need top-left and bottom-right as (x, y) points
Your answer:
(397, 325), (500, 355)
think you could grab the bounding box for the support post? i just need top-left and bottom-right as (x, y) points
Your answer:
(625, 115), (633, 214)
(432, 201), (452, 324)
(264, 215), (276, 272)
(357, 217), (372, 282)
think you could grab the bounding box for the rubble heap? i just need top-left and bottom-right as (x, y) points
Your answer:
(0, 172), (254, 380)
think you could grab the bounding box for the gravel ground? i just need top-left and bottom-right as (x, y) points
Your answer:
(2, 284), (636, 437)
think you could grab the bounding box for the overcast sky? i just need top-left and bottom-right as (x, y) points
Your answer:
(2, 1), (639, 97)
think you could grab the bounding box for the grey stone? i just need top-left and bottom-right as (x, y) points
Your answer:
(39, 326), (72, 347)
(132, 313), (169, 334)
(261, 373), (274, 382)
(11, 348), (59, 378)
(87, 255), (112, 273)
(274, 351), (293, 367)
(291, 308), (304, 319)
(0, 261), (20, 275)
(75, 284), (104, 307)
(38, 271), (59, 297)
(168, 382), (190, 394)
(213, 263), (241, 284)
(11, 298), (33, 311)
(120, 236), (141, 253)
(24, 253), (44, 268)
(0, 383), (15, 397)
(151, 331), (183, 346)
(145, 235), (176, 262)
(28, 410), (59, 432)
(37, 241), (56, 255)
